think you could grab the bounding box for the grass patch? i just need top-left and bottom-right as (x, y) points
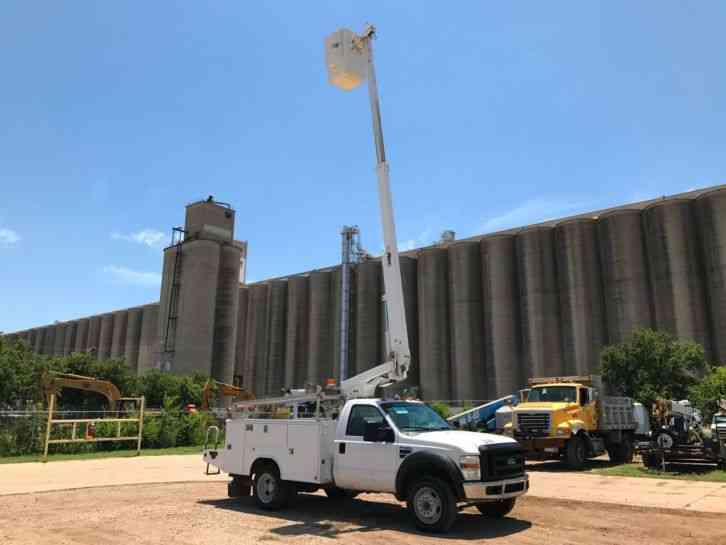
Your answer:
(0, 445), (203, 465)
(590, 463), (726, 483)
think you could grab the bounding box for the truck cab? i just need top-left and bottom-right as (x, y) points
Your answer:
(505, 375), (637, 469)
(203, 398), (528, 532)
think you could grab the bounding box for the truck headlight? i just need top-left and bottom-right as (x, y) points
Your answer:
(556, 425), (571, 437)
(459, 455), (480, 481)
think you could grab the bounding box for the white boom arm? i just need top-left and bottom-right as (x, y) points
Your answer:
(339, 26), (411, 398)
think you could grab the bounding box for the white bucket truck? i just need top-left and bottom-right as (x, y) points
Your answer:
(202, 26), (528, 533)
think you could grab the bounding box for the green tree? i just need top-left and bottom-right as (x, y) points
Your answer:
(689, 366), (726, 421)
(599, 329), (708, 410)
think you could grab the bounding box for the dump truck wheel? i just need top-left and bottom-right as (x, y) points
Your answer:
(476, 498), (516, 518)
(406, 476), (458, 533)
(565, 436), (586, 469)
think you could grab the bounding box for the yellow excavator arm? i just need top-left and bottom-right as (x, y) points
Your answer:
(42, 372), (122, 411)
(201, 380), (254, 410)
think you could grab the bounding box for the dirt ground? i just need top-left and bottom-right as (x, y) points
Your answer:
(2, 482), (725, 545)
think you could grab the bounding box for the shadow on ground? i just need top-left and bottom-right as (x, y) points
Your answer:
(524, 458), (615, 473)
(199, 493), (531, 540)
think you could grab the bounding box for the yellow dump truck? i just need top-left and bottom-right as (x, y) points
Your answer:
(505, 375), (637, 469)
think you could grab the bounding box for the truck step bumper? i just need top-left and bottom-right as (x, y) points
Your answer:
(462, 475), (529, 501)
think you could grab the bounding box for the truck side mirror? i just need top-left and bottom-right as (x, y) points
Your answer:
(364, 421), (394, 443)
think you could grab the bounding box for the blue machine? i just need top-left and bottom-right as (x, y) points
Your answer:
(447, 393), (523, 432)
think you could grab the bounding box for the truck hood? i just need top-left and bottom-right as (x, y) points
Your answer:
(407, 430), (519, 454)
(515, 402), (576, 411)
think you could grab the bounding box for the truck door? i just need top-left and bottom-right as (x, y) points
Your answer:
(333, 404), (398, 492)
(580, 387), (596, 430)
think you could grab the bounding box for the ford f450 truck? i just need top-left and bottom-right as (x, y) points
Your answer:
(203, 397), (528, 532)
(203, 27), (528, 533)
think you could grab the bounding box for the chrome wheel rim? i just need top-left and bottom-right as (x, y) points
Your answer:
(257, 473), (277, 503)
(413, 486), (442, 525)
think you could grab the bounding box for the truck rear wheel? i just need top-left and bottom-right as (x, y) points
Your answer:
(608, 437), (634, 464)
(565, 436), (586, 469)
(476, 498), (516, 518)
(406, 476), (457, 533)
(252, 464), (292, 510)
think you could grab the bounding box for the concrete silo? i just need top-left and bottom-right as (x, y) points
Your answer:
(244, 284), (269, 395)
(307, 271), (333, 386)
(211, 245), (243, 383)
(234, 287), (249, 383)
(354, 260), (383, 376)
(516, 227), (563, 379)
(87, 316), (101, 354)
(284, 276), (309, 388)
(481, 235), (522, 397)
(597, 209), (653, 343)
(643, 200), (710, 355)
(695, 188), (726, 363)
(397, 255), (419, 393)
(417, 247), (451, 401)
(137, 304), (159, 373)
(63, 322), (77, 355)
(74, 319), (89, 353)
(555, 218), (607, 375)
(124, 307), (143, 373)
(158, 198), (245, 379)
(53, 324), (66, 357)
(266, 280), (288, 394)
(110, 311), (128, 359)
(448, 242), (486, 402)
(98, 313), (114, 360)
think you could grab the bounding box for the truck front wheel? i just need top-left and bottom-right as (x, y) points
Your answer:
(406, 476), (457, 533)
(252, 464), (292, 510)
(476, 498), (516, 518)
(565, 436), (586, 469)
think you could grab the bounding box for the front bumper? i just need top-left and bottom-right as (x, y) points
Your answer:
(462, 475), (529, 500)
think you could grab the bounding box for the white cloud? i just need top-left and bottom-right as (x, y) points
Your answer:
(0, 228), (20, 247)
(103, 265), (161, 287)
(397, 228), (433, 251)
(111, 228), (166, 248)
(480, 199), (593, 234)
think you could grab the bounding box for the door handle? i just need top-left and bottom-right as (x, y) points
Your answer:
(338, 443), (346, 454)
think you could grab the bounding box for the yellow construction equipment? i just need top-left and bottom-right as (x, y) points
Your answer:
(201, 379), (254, 411)
(42, 372), (122, 412)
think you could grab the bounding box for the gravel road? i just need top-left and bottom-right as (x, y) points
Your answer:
(2, 482), (724, 545)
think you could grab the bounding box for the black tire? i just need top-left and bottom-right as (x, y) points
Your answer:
(325, 487), (359, 500)
(606, 447), (618, 463)
(565, 436), (586, 469)
(642, 452), (659, 469)
(618, 437), (634, 464)
(406, 476), (458, 533)
(228, 476), (250, 498)
(476, 498), (516, 518)
(252, 464), (291, 510)
(608, 437), (634, 464)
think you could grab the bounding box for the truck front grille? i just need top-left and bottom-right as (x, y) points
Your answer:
(717, 428), (726, 441)
(516, 412), (551, 434)
(479, 444), (525, 482)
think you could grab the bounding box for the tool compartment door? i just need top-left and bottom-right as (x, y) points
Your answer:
(285, 422), (322, 483)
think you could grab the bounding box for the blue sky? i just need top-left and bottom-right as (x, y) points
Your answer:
(2, 2), (725, 332)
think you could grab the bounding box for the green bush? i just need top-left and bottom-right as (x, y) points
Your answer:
(0, 337), (220, 456)
(429, 401), (452, 419)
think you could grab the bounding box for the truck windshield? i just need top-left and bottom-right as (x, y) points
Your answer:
(381, 402), (451, 433)
(715, 416), (726, 425)
(528, 386), (578, 403)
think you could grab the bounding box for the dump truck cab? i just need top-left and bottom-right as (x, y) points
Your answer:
(506, 375), (637, 469)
